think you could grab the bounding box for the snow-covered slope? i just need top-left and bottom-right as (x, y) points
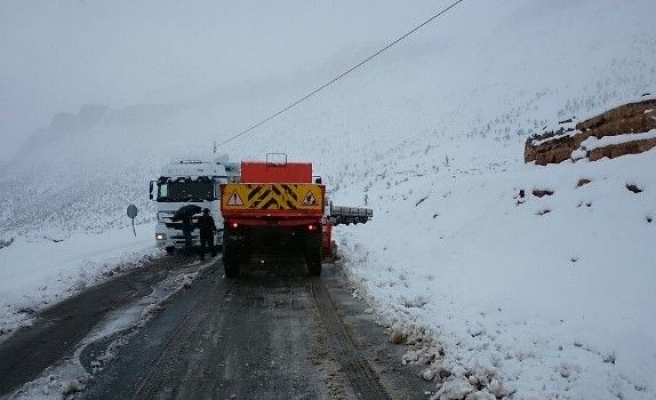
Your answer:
(1, 0), (656, 398)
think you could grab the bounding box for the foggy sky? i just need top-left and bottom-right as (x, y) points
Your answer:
(0, 0), (442, 162)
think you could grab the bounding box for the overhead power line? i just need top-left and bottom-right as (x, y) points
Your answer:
(215, 0), (465, 148)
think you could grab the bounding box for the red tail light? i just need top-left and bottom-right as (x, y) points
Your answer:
(308, 224), (317, 231)
(231, 222), (239, 229)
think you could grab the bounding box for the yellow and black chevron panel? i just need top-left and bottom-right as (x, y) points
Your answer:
(222, 183), (323, 211)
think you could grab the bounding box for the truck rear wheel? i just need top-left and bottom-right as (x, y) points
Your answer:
(223, 231), (241, 279)
(305, 243), (322, 276)
(223, 246), (240, 278)
(305, 232), (323, 276)
(224, 261), (240, 279)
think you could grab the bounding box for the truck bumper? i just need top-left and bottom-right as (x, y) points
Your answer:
(155, 226), (222, 250)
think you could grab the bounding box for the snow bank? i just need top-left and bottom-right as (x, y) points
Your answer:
(0, 224), (159, 340)
(338, 148), (656, 399)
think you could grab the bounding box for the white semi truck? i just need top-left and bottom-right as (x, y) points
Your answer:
(149, 155), (240, 254)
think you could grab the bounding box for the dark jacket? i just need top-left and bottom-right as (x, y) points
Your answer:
(197, 214), (217, 236)
(181, 215), (194, 233)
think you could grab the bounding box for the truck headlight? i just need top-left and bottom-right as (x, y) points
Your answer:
(156, 233), (166, 240)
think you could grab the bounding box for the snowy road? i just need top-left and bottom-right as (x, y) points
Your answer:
(83, 258), (432, 399)
(0, 255), (191, 397)
(1, 255), (431, 399)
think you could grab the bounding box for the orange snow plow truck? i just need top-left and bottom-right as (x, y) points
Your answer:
(220, 154), (371, 278)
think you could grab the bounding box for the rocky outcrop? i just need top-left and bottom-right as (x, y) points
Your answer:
(576, 99), (656, 133)
(524, 131), (578, 165)
(588, 136), (656, 161)
(525, 96), (656, 165)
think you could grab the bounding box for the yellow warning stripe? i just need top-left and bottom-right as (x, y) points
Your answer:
(222, 183), (323, 211)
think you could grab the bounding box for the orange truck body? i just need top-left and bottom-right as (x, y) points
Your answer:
(240, 161), (313, 184)
(220, 162), (325, 224)
(219, 160), (328, 277)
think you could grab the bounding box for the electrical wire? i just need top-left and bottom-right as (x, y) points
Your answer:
(215, 0), (465, 148)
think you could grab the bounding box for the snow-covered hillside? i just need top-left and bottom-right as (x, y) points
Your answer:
(1, 1), (656, 398)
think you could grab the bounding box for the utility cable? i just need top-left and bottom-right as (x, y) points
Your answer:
(215, 0), (465, 148)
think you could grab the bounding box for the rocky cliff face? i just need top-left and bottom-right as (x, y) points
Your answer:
(525, 97), (656, 165)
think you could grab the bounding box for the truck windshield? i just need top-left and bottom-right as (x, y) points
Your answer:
(158, 182), (215, 202)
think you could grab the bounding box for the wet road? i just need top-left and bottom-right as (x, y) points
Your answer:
(0, 256), (190, 396)
(1, 256), (432, 399)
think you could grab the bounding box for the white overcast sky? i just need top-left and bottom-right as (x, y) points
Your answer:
(0, 0), (444, 162)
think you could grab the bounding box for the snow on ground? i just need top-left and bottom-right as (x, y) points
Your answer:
(337, 143), (656, 399)
(5, 255), (213, 400)
(0, 224), (159, 340)
(2, 0), (656, 399)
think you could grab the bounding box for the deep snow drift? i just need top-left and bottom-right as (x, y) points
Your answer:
(1, 1), (656, 398)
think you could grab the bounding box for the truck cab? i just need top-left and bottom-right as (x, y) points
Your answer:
(150, 156), (240, 254)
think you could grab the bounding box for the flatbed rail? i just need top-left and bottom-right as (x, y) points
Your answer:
(328, 205), (373, 225)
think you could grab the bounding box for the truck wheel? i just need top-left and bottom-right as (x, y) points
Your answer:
(222, 237), (240, 279)
(305, 245), (322, 276)
(165, 246), (175, 255)
(224, 259), (240, 279)
(223, 249), (240, 278)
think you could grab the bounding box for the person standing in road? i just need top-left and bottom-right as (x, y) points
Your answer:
(197, 208), (217, 260)
(181, 213), (195, 256)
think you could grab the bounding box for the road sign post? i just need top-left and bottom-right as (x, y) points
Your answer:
(127, 204), (138, 236)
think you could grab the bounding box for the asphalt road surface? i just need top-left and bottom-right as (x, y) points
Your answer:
(0, 255), (432, 400)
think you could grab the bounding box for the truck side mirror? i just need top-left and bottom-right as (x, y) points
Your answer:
(149, 181), (154, 200)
